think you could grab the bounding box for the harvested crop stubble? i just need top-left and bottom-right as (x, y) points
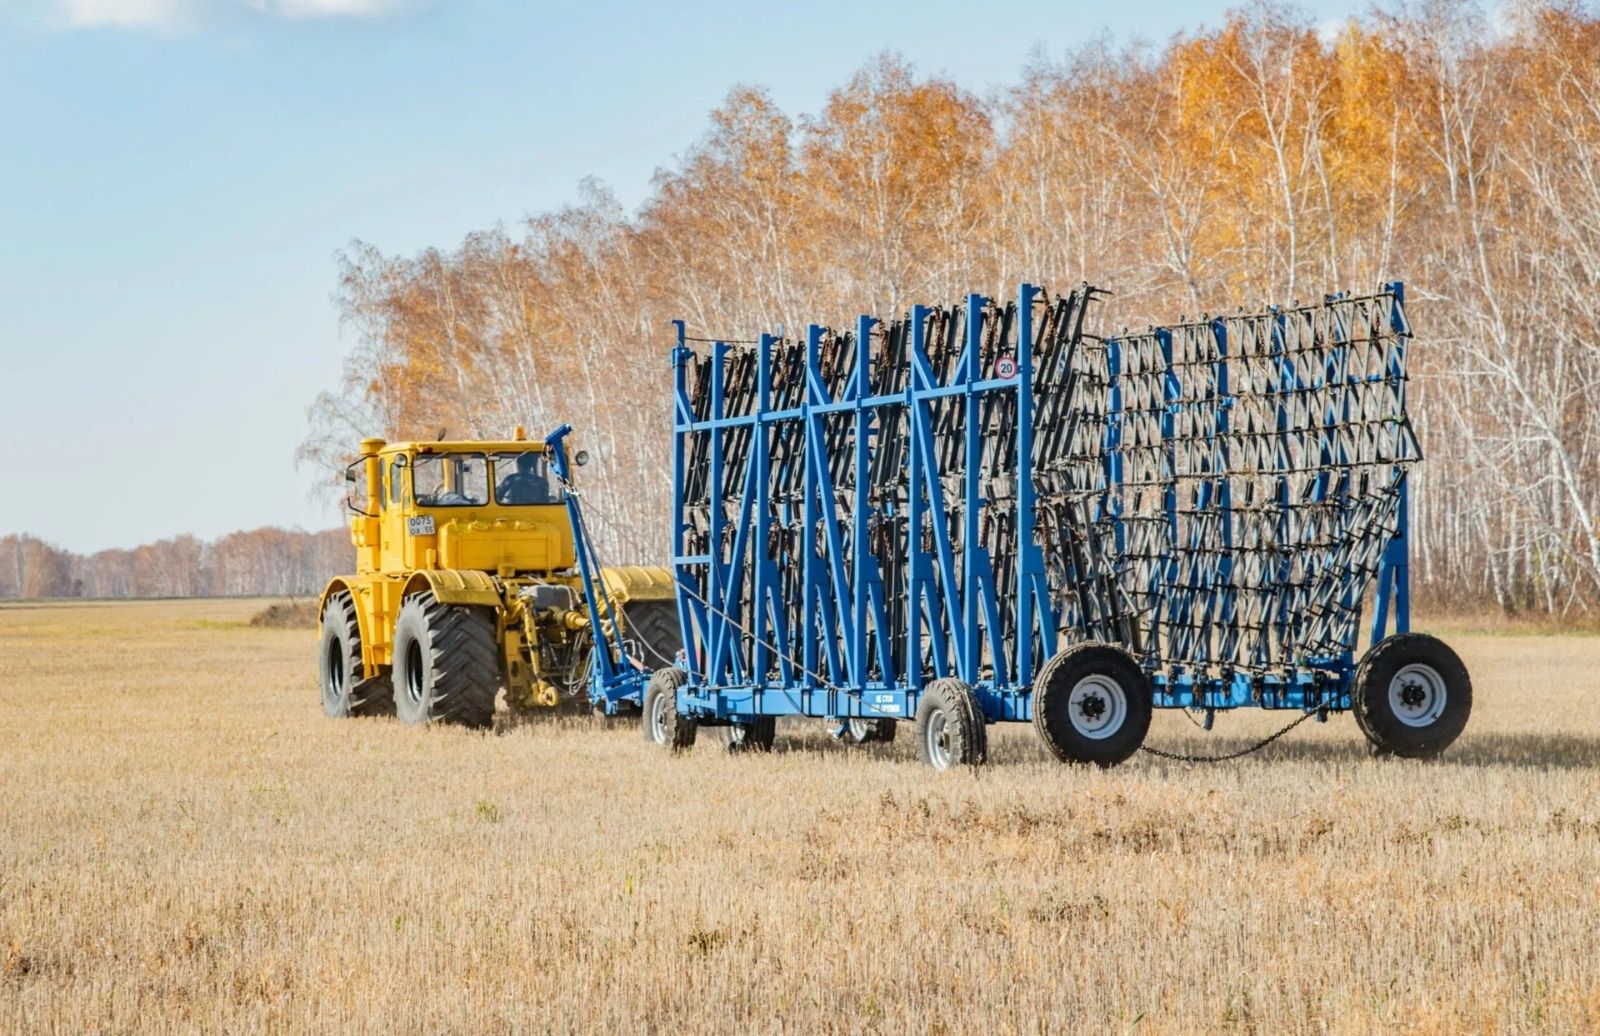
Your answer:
(1, 598), (1598, 1032)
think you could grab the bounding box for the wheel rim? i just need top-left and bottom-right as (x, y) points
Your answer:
(404, 640), (425, 705)
(324, 637), (346, 705)
(925, 708), (952, 770)
(1388, 663), (1447, 728)
(1067, 675), (1127, 740)
(845, 718), (869, 743)
(650, 689), (670, 743)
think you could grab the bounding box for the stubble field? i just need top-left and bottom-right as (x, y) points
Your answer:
(1, 598), (1598, 1032)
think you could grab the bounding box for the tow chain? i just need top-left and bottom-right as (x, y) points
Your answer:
(1139, 709), (1322, 763)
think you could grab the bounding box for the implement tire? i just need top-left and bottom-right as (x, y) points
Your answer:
(643, 666), (695, 751)
(914, 677), (987, 771)
(391, 592), (498, 729)
(721, 716), (776, 753)
(1354, 633), (1471, 759)
(838, 718), (897, 745)
(318, 590), (392, 718)
(1032, 643), (1151, 767)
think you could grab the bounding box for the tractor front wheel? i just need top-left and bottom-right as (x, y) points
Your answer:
(318, 590), (392, 718)
(391, 593), (499, 729)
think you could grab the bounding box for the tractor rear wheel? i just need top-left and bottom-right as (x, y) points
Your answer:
(914, 678), (987, 770)
(622, 599), (683, 671)
(391, 592), (499, 729)
(642, 666), (696, 751)
(318, 590), (392, 718)
(1032, 643), (1151, 767)
(1354, 633), (1471, 759)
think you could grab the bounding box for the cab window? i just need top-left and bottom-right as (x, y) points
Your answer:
(385, 456), (405, 510)
(492, 451), (559, 505)
(413, 452), (489, 507)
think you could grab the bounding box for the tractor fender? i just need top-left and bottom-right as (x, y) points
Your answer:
(319, 577), (384, 675)
(598, 565), (675, 605)
(402, 569), (506, 610)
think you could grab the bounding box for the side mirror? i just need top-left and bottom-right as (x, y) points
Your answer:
(574, 450), (591, 467)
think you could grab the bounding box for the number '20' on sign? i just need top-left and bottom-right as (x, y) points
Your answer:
(994, 355), (1018, 379)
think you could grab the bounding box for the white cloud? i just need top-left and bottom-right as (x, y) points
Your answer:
(57, 0), (194, 28)
(249, 0), (408, 17)
(33, 0), (414, 30)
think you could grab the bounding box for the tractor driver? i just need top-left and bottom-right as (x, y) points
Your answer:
(496, 453), (554, 505)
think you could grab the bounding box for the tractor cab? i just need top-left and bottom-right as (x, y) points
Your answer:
(347, 430), (576, 578)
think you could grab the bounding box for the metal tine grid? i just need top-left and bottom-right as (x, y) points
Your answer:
(673, 283), (1414, 702)
(1091, 289), (1419, 690)
(677, 288), (1093, 693)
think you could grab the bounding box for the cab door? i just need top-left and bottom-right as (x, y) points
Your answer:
(379, 453), (410, 572)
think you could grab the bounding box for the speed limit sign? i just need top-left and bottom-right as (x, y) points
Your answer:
(994, 355), (1018, 379)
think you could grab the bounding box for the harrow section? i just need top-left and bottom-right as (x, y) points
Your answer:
(659, 281), (1462, 766)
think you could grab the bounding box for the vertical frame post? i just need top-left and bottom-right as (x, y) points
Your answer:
(751, 332), (775, 685)
(852, 315), (875, 691)
(1371, 281), (1411, 646)
(802, 324), (823, 692)
(706, 341), (729, 688)
(1015, 283), (1039, 686)
(670, 320), (697, 676)
(960, 293), (985, 684)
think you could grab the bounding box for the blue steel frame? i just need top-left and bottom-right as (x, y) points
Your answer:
(545, 424), (654, 714)
(668, 284), (1412, 727)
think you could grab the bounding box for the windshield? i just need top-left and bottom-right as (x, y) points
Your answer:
(492, 451), (559, 505)
(412, 452), (489, 507)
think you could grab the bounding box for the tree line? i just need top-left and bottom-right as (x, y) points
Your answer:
(0, 529), (347, 600)
(297, 0), (1594, 616)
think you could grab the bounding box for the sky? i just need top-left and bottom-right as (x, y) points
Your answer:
(0, 0), (1369, 554)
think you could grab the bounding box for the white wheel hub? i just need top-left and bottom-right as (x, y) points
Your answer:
(925, 709), (952, 770)
(1388, 663), (1447, 728)
(1068, 675), (1127, 740)
(649, 690), (670, 743)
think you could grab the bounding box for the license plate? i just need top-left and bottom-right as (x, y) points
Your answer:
(407, 515), (436, 536)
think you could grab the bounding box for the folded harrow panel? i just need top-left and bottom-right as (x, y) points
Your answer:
(660, 281), (1456, 765)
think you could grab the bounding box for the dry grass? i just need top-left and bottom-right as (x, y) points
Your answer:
(1, 599), (1598, 1033)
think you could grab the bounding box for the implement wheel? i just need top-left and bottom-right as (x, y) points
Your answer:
(914, 678), (987, 771)
(1354, 633), (1471, 759)
(1032, 643), (1151, 767)
(391, 592), (499, 729)
(642, 667), (696, 751)
(722, 716), (776, 753)
(318, 590), (392, 718)
(836, 718), (897, 745)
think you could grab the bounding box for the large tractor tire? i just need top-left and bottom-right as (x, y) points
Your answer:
(642, 666), (696, 751)
(391, 592), (499, 729)
(1032, 643), (1152, 767)
(1353, 633), (1472, 759)
(319, 590), (392, 718)
(622, 599), (683, 670)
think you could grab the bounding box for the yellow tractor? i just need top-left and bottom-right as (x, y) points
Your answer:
(317, 425), (679, 727)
